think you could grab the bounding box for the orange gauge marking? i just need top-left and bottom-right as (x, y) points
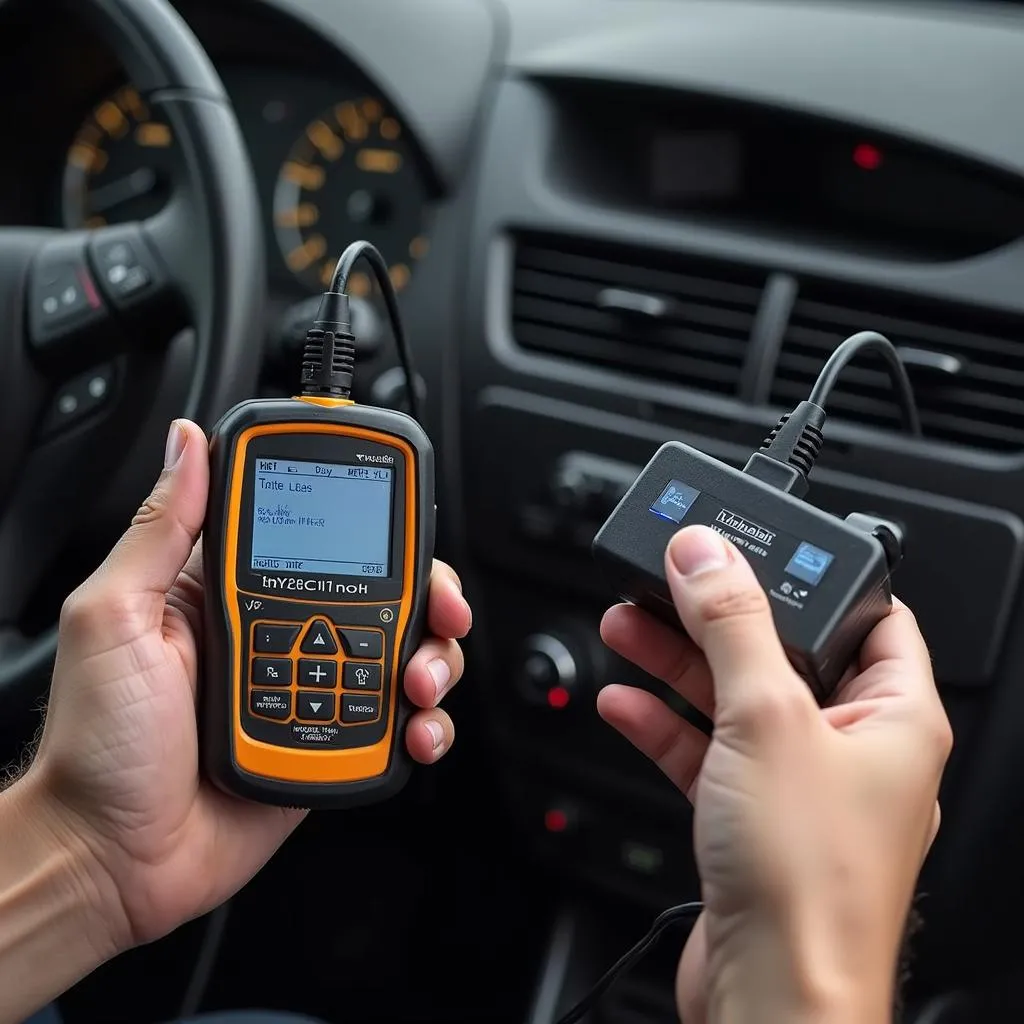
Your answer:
(356, 148), (401, 174)
(282, 162), (326, 190)
(286, 234), (327, 272)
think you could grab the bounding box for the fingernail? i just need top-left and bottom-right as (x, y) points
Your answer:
(425, 719), (445, 753)
(164, 421), (187, 470)
(428, 658), (451, 699)
(668, 526), (729, 577)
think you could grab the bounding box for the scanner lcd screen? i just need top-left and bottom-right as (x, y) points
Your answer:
(250, 458), (393, 577)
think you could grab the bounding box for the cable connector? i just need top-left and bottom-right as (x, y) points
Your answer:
(300, 290), (355, 398)
(743, 400), (826, 499)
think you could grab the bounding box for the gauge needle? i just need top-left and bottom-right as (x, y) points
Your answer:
(88, 167), (158, 214)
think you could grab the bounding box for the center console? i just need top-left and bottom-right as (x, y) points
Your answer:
(452, 63), (1024, 1013)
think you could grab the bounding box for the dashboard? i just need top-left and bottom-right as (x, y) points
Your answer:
(0, 1), (437, 305)
(63, 72), (429, 297)
(5, 1), (1024, 1022)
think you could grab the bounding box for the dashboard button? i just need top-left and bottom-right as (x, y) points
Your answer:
(250, 690), (291, 721)
(341, 693), (380, 723)
(252, 658), (292, 686)
(343, 662), (381, 691)
(297, 691), (336, 721)
(301, 619), (338, 654)
(337, 628), (383, 659)
(299, 659), (337, 688)
(254, 623), (300, 653)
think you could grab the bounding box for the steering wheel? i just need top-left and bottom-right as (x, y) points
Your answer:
(0, 0), (263, 702)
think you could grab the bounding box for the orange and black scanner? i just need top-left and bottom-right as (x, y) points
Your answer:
(200, 242), (435, 809)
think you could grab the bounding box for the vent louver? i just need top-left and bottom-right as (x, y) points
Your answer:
(511, 237), (764, 396)
(770, 285), (1024, 452)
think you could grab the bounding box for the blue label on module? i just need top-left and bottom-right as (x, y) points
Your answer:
(650, 480), (702, 524)
(785, 541), (835, 587)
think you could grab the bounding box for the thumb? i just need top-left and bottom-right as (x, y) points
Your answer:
(665, 526), (808, 720)
(93, 419), (210, 597)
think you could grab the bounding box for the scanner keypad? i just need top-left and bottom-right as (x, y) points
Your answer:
(248, 616), (386, 729)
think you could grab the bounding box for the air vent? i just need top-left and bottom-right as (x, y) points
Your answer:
(511, 237), (764, 395)
(770, 285), (1024, 452)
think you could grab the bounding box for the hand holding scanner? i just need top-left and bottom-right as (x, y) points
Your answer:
(201, 242), (434, 809)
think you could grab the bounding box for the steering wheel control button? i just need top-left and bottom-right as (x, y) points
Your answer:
(337, 628), (383, 659)
(297, 691), (336, 722)
(107, 261), (151, 297)
(40, 270), (95, 320)
(252, 658), (292, 686)
(298, 659), (337, 689)
(40, 364), (117, 439)
(250, 690), (292, 721)
(341, 694), (380, 723)
(30, 251), (107, 348)
(90, 227), (161, 308)
(343, 662), (382, 691)
(253, 623), (300, 653)
(300, 619), (338, 654)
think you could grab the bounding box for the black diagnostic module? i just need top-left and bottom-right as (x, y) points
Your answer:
(593, 441), (896, 702)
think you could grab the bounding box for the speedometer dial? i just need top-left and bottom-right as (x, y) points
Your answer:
(63, 85), (179, 229)
(273, 96), (429, 293)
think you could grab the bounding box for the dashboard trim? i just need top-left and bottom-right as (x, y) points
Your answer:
(506, 0), (1024, 180)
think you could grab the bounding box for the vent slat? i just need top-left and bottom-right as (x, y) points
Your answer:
(514, 323), (745, 386)
(513, 296), (751, 362)
(770, 285), (1024, 452)
(511, 238), (763, 396)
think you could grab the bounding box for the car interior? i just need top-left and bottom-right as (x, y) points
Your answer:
(2, 0), (1024, 1021)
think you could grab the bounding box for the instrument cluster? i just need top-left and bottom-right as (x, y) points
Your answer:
(59, 66), (431, 298)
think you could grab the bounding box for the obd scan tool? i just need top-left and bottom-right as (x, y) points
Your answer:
(201, 242), (433, 810)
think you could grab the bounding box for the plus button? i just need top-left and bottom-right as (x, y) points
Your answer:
(299, 659), (337, 688)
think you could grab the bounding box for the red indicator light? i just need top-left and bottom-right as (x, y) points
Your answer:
(852, 142), (883, 171)
(544, 809), (569, 833)
(547, 685), (570, 709)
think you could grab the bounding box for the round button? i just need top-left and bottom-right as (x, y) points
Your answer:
(516, 634), (578, 707)
(379, 607), (394, 623)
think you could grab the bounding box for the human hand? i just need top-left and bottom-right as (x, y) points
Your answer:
(598, 525), (951, 1024)
(18, 419), (472, 955)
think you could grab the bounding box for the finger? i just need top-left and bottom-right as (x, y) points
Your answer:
(91, 420), (209, 599)
(597, 684), (708, 797)
(676, 912), (709, 1024)
(600, 603), (714, 716)
(857, 599), (934, 699)
(406, 707), (454, 764)
(427, 560), (472, 639)
(665, 527), (809, 721)
(404, 636), (465, 708)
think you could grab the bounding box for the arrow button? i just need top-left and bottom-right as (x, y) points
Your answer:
(297, 691), (336, 721)
(300, 620), (338, 654)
